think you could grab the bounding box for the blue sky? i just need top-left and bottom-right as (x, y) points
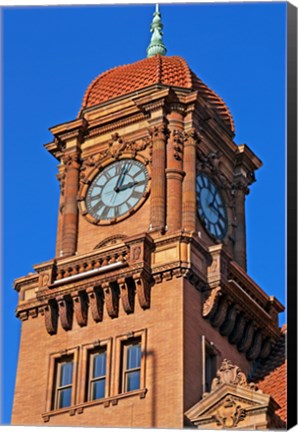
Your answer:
(2, 2), (286, 424)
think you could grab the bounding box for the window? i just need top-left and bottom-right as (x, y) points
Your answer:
(122, 339), (141, 392)
(202, 336), (218, 394)
(205, 345), (217, 392)
(53, 356), (74, 409)
(88, 349), (107, 400)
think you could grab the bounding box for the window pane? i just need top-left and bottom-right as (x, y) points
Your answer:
(93, 352), (106, 378)
(58, 387), (72, 408)
(126, 370), (140, 391)
(91, 379), (106, 400)
(60, 361), (73, 386)
(126, 344), (141, 370)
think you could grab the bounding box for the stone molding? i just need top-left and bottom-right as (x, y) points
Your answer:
(185, 359), (283, 430)
(201, 245), (282, 360)
(15, 232), (282, 351)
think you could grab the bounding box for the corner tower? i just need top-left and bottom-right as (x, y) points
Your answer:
(12, 7), (284, 428)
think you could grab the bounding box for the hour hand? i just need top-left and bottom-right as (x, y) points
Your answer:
(117, 180), (146, 192)
(117, 181), (137, 192)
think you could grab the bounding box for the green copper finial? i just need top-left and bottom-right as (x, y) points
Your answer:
(147, 4), (167, 58)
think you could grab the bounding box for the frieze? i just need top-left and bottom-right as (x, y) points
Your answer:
(86, 112), (149, 139)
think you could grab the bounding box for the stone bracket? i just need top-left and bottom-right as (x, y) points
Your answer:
(118, 278), (135, 314)
(103, 282), (119, 318)
(72, 291), (88, 327)
(133, 273), (151, 309)
(57, 296), (73, 331)
(86, 287), (103, 323)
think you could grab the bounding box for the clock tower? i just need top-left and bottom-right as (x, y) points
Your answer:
(12, 7), (285, 429)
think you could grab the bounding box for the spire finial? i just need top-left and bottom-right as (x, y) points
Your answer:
(146, 4), (167, 58)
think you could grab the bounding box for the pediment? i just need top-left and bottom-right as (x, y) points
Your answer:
(185, 360), (280, 429)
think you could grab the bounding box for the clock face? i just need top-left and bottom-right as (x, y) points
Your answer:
(196, 173), (228, 240)
(86, 159), (149, 221)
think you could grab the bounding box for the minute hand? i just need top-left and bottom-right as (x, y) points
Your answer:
(118, 180), (145, 192)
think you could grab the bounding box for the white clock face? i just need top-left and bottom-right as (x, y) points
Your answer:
(196, 173), (228, 240)
(86, 159), (149, 221)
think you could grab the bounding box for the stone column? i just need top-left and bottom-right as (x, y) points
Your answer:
(61, 153), (80, 256)
(233, 183), (248, 270)
(166, 111), (185, 231)
(182, 128), (199, 232)
(150, 123), (167, 232)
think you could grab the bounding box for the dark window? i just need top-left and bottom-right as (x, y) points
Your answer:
(205, 344), (217, 392)
(54, 356), (73, 409)
(88, 349), (107, 400)
(122, 339), (141, 392)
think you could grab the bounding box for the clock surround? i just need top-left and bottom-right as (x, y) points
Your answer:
(80, 157), (151, 225)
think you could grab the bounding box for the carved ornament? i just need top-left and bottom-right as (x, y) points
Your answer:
(202, 287), (221, 318)
(149, 123), (168, 142)
(184, 128), (201, 146)
(212, 395), (246, 428)
(172, 129), (184, 160)
(210, 359), (257, 391)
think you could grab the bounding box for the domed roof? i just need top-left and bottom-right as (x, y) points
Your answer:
(81, 55), (234, 133)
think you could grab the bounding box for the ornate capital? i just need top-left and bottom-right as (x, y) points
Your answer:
(63, 153), (81, 170)
(149, 123), (168, 141)
(184, 128), (201, 146)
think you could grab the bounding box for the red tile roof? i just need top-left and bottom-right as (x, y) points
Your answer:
(81, 55), (235, 132)
(252, 325), (287, 424)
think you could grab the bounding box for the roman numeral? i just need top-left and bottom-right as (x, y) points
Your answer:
(89, 193), (102, 201)
(100, 206), (110, 219)
(91, 200), (104, 213)
(131, 190), (143, 200)
(104, 170), (112, 180)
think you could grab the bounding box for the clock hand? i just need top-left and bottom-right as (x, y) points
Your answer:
(117, 180), (146, 192)
(114, 164), (129, 192)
